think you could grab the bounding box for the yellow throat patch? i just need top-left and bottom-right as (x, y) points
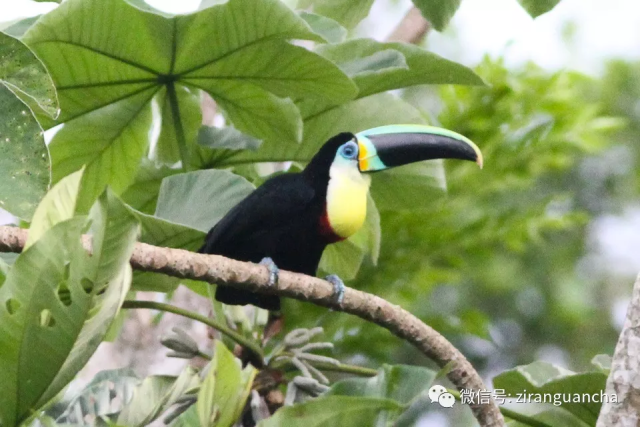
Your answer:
(326, 162), (371, 239)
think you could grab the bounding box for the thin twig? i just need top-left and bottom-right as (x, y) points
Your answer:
(386, 7), (430, 44)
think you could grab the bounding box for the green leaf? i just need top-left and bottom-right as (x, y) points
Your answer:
(309, 0), (375, 29)
(0, 218), (89, 426)
(1, 16), (41, 39)
(171, 406), (200, 427)
(327, 364), (437, 427)
(370, 160), (446, 210)
(135, 211), (205, 251)
(353, 194), (381, 263)
(0, 31), (55, 219)
(493, 361), (608, 425)
(411, 0), (462, 32)
(0, 258), (8, 288)
(25, 169), (83, 249)
(0, 84), (50, 220)
(117, 367), (200, 426)
(197, 341), (256, 427)
(23, 0), (356, 172)
(506, 407), (590, 427)
(516, 0), (562, 18)
(120, 159), (181, 214)
(122, 204), (205, 292)
(299, 11), (347, 44)
(259, 396), (403, 427)
(328, 364), (436, 405)
(35, 191), (139, 409)
(233, 93), (426, 164)
(155, 169), (255, 232)
(48, 87), (155, 213)
(319, 239), (365, 280)
(198, 126), (261, 151)
(0, 31), (57, 116)
(337, 49), (408, 77)
(317, 39), (484, 99)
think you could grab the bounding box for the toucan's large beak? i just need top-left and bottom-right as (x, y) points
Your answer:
(356, 125), (483, 172)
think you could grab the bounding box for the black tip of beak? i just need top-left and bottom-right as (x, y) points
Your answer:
(370, 132), (481, 168)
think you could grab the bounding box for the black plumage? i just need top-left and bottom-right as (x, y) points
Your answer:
(199, 133), (355, 311)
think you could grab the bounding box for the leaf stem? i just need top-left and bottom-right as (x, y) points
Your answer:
(121, 300), (264, 364)
(304, 361), (378, 377)
(166, 82), (191, 171)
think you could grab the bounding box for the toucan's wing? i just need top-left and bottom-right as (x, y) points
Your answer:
(199, 173), (316, 256)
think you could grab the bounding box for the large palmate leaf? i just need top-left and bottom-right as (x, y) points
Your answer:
(23, 0), (357, 210)
(0, 31), (55, 219)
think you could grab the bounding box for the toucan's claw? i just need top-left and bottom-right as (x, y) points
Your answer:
(260, 257), (279, 287)
(325, 274), (345, 305)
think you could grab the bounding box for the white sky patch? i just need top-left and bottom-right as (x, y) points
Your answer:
(590, 206), (640, 277)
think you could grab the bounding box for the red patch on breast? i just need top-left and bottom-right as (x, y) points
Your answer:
(318, 206), (345, 244)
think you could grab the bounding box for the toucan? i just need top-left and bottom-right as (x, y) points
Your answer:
(199, 125), (482, 311)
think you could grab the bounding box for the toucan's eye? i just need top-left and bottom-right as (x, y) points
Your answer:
(340, 141), (358, 159)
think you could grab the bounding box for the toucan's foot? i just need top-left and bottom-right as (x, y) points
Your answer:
(325, 274), (345, 305)
(259, 257), (279, 287)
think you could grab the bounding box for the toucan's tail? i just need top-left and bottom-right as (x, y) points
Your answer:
(215, 286), (281, 311)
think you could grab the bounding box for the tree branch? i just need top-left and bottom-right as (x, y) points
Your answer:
(386, 7), (431, 44)
(0, 225), (504, 426)
(597, 273), (640, 426)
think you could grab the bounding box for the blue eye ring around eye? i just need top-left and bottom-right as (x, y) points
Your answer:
(341, 141), (358, 159)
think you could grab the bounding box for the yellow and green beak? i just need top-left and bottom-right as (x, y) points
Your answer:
(356, 124), (483, 172)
